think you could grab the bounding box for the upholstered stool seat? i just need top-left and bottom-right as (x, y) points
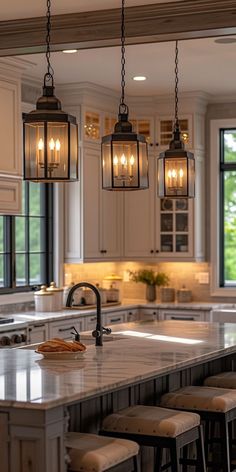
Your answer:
(102, 405), (200, 437)
(160, 385), (236, 412)
(160, 386), (236, 472)
(100, 405), (206, 472)
(65, 432), (140, 472)
(204, 371), (236, 389)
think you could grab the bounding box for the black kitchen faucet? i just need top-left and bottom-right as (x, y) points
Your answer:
(66, 282), (111, 346)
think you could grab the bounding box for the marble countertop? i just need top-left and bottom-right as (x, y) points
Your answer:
(1, 300), (235, 328)
(0, 320), (236, 410)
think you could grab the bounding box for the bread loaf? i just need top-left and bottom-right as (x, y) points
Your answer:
(37, 338), (86, 353)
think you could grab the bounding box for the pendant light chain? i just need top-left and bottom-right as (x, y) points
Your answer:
(119, 0), (128, 114)
(174, 40), (179, 127)
(44, 0), (54, 86)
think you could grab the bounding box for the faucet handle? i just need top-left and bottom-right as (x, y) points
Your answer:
(92, 329), (101, 339)
(103, 327), (112, 335)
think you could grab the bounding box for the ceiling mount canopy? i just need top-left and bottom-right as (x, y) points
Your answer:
(157, 40), (195, 199)
(101, 0), (149, 191)
(23, 0), (78, 183)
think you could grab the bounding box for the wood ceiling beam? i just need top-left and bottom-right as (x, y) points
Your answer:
(0, 0), (236, 56)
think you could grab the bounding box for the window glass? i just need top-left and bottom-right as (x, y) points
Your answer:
(0, 182), (53, 292)
(220, 129), (236, 286)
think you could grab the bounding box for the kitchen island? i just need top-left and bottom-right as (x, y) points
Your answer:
(1, 320), (236, 472)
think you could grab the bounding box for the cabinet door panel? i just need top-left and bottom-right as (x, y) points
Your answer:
(49, 319), (84, 340)
(124, 155), (155, 258)
(28, 324), (48, 344)
(101, 188), (122, 258)
(83, 148), (101, 258)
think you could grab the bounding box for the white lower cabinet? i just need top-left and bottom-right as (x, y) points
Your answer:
(126, 309), (139, 322)
(84, 314), (98, 332)
(49, 318), (85, 340)
(139, 308), (159, 321)
(158, 309), (210, 322)
(105, 311), (127, 326)
(28, 323), (49, 344)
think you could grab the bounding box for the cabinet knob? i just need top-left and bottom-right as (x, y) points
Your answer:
(100, 250), (107, 254)
(156, 249), (159, 253)
(149, 143), (153, 147)
(150, 250), (154, 253)
(155, 142), (159, 147)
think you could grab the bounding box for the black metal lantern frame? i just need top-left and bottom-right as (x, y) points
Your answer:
(157, 41), (195, 198)
(101, 0), (149, 191)
(23, 0), (78, 182)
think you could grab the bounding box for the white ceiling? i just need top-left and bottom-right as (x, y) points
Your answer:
(1, 0), (180, 21)
(17, 37), (236, 97)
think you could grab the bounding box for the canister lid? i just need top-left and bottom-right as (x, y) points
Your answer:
(35, 285), (53, 296)
(47, 281), (63, 292)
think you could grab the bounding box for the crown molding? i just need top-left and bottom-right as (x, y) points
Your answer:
(1, 1), (236, 55)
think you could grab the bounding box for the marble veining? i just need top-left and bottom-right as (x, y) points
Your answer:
(0, 320), (235, 410)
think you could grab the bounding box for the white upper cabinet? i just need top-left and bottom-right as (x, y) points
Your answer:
(62, 86), (206, 263)
(0, 59), (25, 214)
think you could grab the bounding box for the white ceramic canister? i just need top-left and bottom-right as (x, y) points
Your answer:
(82, 288), (96, 305)
(46, 281), (64, 311)
(34, 285), (55, 312)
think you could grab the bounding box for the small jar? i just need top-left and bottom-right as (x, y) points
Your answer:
(82, 289), (96, 305)
(47, 282), (64, 311)
(34, 285), (55, 312)
(106, 285), (120, 303)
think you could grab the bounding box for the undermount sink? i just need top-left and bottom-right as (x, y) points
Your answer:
(80, 334), (124, 344)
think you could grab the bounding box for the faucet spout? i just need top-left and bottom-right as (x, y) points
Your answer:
(66, 282), (111, 347)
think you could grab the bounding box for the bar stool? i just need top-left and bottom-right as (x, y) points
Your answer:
(160, 385), (236, 472)
(100, 405), (206, 472)
(204, 371), (236, 389)
(65, 432), (140, 472)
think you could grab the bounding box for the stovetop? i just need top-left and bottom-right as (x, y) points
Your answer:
(0, 317), (14, 325)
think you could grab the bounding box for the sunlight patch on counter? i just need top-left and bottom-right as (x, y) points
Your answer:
(115, 330), (203, 345)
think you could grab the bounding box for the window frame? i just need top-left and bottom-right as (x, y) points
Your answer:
(0, 183), (53, 294)
(210, 118), (236, 295)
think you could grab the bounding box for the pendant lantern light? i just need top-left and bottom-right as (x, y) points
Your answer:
(23, 0), (78, 182)
(157, 41), (195, 198)
(101, 0), (149, 190)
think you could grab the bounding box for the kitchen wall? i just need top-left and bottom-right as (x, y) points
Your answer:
(64, 261), (236, 303)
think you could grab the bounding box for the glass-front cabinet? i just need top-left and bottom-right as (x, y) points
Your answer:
(157, 198), (193, 258)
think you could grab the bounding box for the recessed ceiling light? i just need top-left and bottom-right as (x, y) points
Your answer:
(62, 49), (78, 54)
(214, 37), (236, 44)
(133, 76), (147, 81)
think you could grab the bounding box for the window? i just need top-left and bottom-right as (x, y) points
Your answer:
(210, 118), (236, 295)
(0, 182), (53, 292)
(219, 129), (236, 287)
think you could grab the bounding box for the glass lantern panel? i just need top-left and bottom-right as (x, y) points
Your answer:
(69, 123), (78, 180)
(46, 123), (68, 180)
(24, 123), (45, 180)
(161, 198), (173, 211)
(188, 158), (195, 197)
(176, 199), (188, 211)
(176, 234), (188, 252)
(138, 141), (149, 188)
(157, 157), (164, 196)
(161, 235), (173, 252)
(164, 157), (188, 197)
(176, 213), (188, 232)
(112, 141), (138, 188)
(102, 141), (112, 189)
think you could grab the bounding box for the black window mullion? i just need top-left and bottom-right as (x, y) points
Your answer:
(25, 183), (30, 285)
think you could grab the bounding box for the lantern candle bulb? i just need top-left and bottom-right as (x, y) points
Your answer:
(37, 138), (44, 167)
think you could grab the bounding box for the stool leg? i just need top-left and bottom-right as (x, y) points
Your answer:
(133, 454), (141, 472)
(154, 447), (163, 472)
(182, 445), (188, 472)
(170, 442), (180, 472)
(220, 419), (230, 472)
(196, 425), (206, 472)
